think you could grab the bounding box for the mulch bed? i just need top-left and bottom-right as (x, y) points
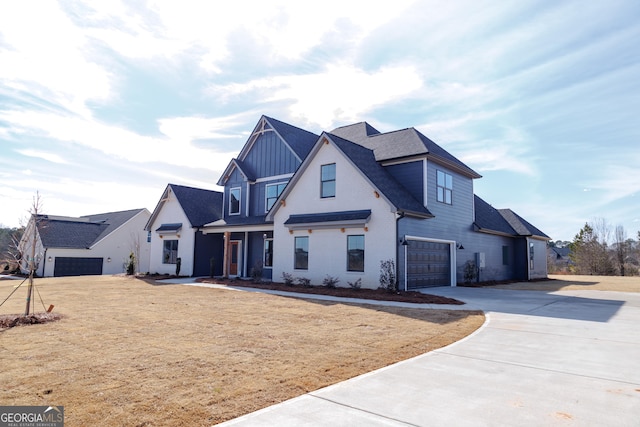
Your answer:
(194, 277), (465, 305)
(0, 313), (63, 330)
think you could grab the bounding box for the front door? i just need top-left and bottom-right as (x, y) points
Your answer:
(229, 241), (240, 276)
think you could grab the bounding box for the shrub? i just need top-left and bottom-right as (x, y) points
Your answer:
(323, 275), (340, 288)
(379, 259), (397, 292)
(282, 272), (295, 286)
(463, 260), (477, 284)
(347, 278), (362, 290)
(175, 257), (181, 276)
(250, 260), (263, 283)
(125, 252), (135, 275)
(296, 277), (311, 287)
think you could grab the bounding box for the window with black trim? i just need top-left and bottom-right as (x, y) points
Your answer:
(264, 239), (273, 267)
(265, 182), (287, 212)
(163, 240), (178, 264)
(321, 163), (336, 198)
(437, 170), (452, 204)
(502, 245), (509, 265)
(229, 187), (241, 215)
(347, 235), (365, 272)
(294, 236), (309, 270)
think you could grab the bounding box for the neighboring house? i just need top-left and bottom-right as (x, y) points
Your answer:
(548, 246), (571, 272)
(18, 209), (150, 277)
(146, 184), (224, 277)
(200, 115), (318, 280)
(266, 122), (549, 289)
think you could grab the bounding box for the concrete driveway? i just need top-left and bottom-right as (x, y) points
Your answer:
(217, 287), (640, 426)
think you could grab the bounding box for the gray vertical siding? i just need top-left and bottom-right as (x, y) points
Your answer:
(244, 132), (301, 178)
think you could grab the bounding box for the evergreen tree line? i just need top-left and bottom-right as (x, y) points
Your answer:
(565, 218), (639, 276)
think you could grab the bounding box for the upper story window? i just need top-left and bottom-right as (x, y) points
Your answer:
(265, 182), (287, 212)
(229, 187), (241, 215)
(321, 163), (336, 198)
(436, 170), (453, 205)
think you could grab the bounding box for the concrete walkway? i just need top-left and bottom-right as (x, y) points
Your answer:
(206, 284), (640, 426)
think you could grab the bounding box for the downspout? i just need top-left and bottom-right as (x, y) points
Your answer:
(396, 211), (406, 292)
(42, 248), (48, 277)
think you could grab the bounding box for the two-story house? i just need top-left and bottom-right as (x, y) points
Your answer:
(200, 116), (318, 280)
(148, 115), (548, 288)
(266, 122), (549, 289)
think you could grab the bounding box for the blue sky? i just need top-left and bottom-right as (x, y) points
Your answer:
(1, 0), (638, 242)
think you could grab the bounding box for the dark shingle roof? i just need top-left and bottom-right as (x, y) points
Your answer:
(473, 196), (516, 235)
(36, 208), (146, 249)
(498, 208), (549, 239)
(327, 133), (433, 218)
(169, 184), (223, 227)
(552, 246), (571, 258)
(284, 210), (372, 225)
(474, 195), (549, 239)
(330, 122), (380, 141)
(155, 223), (182, 232)
(331, 123), (481, 178)
(265, 116), (319, 160)
(229, 159), (256, 182)
(206, 215), (272, 227)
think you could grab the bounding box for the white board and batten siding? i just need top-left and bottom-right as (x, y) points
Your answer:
(147, 189), (196, 276)
(272, 141), (397, 289)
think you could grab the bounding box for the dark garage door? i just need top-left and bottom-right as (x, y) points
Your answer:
(54, 257), (103, 277)
(407, 240), (451, 289)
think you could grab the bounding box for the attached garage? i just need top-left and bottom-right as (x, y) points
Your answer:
(406, 238), (454, 289)
(53, 257), (103, 277)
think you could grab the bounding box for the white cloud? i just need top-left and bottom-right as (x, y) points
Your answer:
(17, 149), (69, 164)
(0, 2), (112, 116)
(157, 113), (252, 143)
(0, 110), (238, 171)
(209, 64), (423, 128)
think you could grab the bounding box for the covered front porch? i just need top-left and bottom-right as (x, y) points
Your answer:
(202, 219), (274, 280)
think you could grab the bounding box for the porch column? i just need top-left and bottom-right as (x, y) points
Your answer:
(223, 231), (230, 277)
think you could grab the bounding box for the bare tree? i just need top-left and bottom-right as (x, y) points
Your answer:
(21, 192), (44, 315)
(569, 220), (615, 275)
(614, 225), (629, 276)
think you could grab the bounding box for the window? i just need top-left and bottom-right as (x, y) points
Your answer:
(529, 243), (535, 269)
(437, 170), (453, 204)
(163, 240), (178, 264)
(147, 231), (151, 243)
(294, 236), (309, 270)
(265, 182), (287, 212)
(264, 239), (273, 267)
(229, 187), (241, 215)
(502, 246), (509, 265)
(347, 235), (365, 272)
(321, 163), (336, 198)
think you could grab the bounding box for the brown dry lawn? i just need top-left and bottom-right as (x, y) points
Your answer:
(484, 274), (640, 292)
(0, 276), (483, 426)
